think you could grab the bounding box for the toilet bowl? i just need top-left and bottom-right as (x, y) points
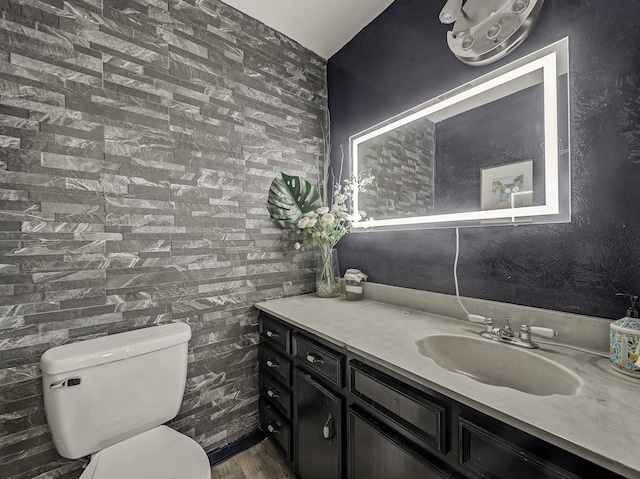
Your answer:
(79, 426), (208, 479)
(40, 323), (210, 479)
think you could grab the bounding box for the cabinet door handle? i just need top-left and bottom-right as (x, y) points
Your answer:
(323, 414), (334, 441)
(267, 423), (280, 434)
(266, 330), (280, 338)
(306, 353), (324, 364)
(266, 387), (280, 398)
(265, 359), (279, 368)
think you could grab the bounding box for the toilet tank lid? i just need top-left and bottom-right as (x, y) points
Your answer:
(41, 323), (191, 375)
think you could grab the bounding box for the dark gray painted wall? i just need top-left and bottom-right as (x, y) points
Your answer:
(0, 0), (326, 477)
(328, 0), (640, 320)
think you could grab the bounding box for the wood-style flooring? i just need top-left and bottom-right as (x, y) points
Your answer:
(210, 439), (295, 479)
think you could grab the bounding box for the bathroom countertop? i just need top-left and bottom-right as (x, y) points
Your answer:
(255, 294), (640, 479)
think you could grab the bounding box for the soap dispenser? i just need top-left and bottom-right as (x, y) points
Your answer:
(610, 293), (640, 378)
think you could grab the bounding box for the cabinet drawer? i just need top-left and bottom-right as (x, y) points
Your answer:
(260, 343), (291, 387)
(349, 408), (451, 479)
(350, 360), (447, 454)
(293, 334), (344, 387)
(260, 371), (292, 418)
(261, 398), (292, 463)
(459, 417), (581, 479)
(259, 314), (291, 353)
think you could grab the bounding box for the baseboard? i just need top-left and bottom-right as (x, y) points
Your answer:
(206, 429), (266, 467)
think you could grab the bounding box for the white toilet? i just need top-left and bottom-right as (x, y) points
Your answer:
(40, 322), (211, 479)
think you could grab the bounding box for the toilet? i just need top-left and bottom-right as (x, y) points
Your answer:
(40, 322), (210, 479)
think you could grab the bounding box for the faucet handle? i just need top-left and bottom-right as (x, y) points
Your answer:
(483, 317), (495, 332)
(468, 314), (487, 324)
(519, 325), (532, 342)
(529, 326), (559, 338)
(468, 315), (494, 333)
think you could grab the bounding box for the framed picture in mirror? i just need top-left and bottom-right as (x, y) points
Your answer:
(480, 160), (533, 224)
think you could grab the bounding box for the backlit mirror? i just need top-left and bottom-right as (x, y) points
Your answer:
(350, 38), (569, 230)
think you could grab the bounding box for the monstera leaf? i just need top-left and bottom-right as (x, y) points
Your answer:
(268, 173), (322, 230)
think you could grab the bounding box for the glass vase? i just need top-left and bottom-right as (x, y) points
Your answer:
(316, 247), (340, 298)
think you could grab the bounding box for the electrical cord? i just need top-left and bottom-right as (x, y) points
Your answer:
(454, 227), (472, 318)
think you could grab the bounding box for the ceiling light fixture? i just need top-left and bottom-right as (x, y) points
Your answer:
(439, 0), (545, 66)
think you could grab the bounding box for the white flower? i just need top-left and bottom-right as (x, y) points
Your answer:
(293, 242), (301, 250)
(307, 217), (317, 228)
(320, 213), (335, 225)
(334, 194), (346, 204)
(360, 211), (367, 218)
(351, 212), (362, 222)
(297, 217), (310, 229)
(304, 211), (318, 218)
(316, 206), (329, 215)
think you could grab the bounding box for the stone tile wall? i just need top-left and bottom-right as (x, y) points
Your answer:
(0, 0), (326, 477)
(358, 117), (435, 219)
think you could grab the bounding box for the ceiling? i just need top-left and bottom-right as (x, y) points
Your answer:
(220, 0), (396, 59)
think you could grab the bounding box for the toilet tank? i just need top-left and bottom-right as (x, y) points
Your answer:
(41, 322), (191, 459)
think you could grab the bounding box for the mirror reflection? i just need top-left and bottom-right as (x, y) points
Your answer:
(350, 38), (569, 229)
(358, 116), (436, 220)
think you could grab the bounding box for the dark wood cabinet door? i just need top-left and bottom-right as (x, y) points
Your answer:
(294, 368), (343, 479)
(349, 408), (452, 479)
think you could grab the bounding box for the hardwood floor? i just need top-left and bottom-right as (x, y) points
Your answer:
(210, 439), (295, 479)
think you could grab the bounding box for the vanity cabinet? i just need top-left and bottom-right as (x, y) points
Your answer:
(348, 354), (624, 479)
(259, 314), (346, 478)
(258, 312), (625, 479)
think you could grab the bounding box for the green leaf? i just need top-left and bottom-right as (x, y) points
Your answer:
(267, 173), (322, 230)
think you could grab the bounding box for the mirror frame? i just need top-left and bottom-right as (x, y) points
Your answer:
(350, 38), (569, 230)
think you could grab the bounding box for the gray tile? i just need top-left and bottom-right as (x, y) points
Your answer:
(0, 0), (326, 477)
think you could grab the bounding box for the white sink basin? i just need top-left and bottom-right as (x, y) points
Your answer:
(416, 334), (582, 396)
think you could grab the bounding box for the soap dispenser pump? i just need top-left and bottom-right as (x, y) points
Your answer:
(610, 293), (640, 378)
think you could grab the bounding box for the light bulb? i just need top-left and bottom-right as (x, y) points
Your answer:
(512, 0), (530, 14)
(439, 0), (463, 24)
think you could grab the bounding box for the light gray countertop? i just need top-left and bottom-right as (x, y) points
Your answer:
(255, 294), (640, 479)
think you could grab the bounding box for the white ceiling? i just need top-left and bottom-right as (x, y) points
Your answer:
(220, 0), (396, 59)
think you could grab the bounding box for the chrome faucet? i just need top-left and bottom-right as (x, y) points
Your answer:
(471, 316), (558, 349)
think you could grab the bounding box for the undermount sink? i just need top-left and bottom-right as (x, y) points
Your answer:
(416, 334), (582, 396)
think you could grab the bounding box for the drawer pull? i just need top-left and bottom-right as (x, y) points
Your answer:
(267, 423), (280, 434)
(306, 353), (324, 364)
(265, 330), (280, 338)
(323, 414), (334, 441)
(266, 387), (280, 398)
(266, 359), (279, 368)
